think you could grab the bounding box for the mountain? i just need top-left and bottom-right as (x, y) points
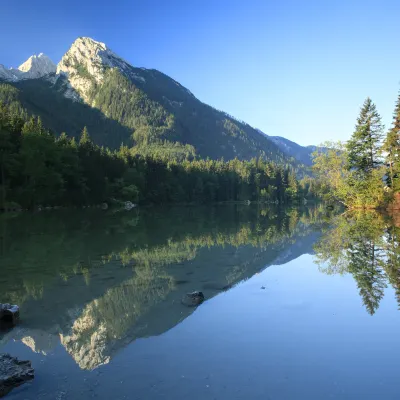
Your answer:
(17, 53), (56, 79)
(0, 65), (19, 81)
(0, 53), (56, 81)
(0, 37), (306, 165)
(269, 136), (317, 166)
(255, 130), (318, 166)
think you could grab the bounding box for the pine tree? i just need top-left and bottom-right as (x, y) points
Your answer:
(383, 91), (400, 190)
(79, 126), (91, 146)
(286, 171), (299, 200)
(21, 117), (37, 135)
(347, 98), (384, 174)
(37, 116), (44, 134)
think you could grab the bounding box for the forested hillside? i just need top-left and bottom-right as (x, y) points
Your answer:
(0, 99), (311, 209)
(0, 36), (318, 211)
(0, 37), (305, 169)
(0, 80), (132, 148)
(0, 70), (294, 165)
(268, 135), (322, 166)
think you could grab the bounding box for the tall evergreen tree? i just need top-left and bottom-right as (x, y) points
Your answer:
(383, 91), (400, 190)
(347, 98), (384, 174)
(79, 126), (91, 147)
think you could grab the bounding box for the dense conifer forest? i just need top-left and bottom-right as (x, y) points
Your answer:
(0, 98), (311, 210)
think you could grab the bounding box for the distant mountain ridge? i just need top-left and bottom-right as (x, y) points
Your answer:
(254, 129), (321, 166)
(0, 37), (314, 166)
(268, 136), (318, 166)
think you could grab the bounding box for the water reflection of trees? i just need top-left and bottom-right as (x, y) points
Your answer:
(0, 205), (330, 306)
(0, 205), (331, 369)
(314, 211), (400, 314)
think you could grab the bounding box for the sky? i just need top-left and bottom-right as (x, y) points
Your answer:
(1, 0), (400, 146)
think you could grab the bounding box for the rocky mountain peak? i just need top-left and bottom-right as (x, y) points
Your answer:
(0, 54), (56, 82)
(17, 53), (56, 78)
(56, 37), (131, 102)
(0, 65), (19, 82)
(57, 37), (131, 77)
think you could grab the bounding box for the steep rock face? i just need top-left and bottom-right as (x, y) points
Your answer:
(0, 354), (34, 397)
(17, 53), (56, 79)
(0, 54), (56, 82)
(0, 65), (19, 82)
(56, 37), (132, 102)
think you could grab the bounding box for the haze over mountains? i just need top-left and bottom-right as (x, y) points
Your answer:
(0, 37), (316, 166)
(266, 135), (320, 166)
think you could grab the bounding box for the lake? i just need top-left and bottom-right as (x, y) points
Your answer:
(1, 205), (399, 399)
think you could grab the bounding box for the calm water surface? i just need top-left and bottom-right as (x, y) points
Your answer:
(0, 206), (399, 399)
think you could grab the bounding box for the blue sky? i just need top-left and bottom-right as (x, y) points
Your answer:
(1, 0), (399, 146)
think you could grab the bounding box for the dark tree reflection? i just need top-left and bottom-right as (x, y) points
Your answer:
(314, 211), (400, 315)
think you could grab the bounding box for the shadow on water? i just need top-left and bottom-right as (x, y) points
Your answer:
(0, 204), (330, 370)
(314, 210), (400, 315)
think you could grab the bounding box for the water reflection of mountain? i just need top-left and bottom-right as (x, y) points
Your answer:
(0, 205), (328, 370)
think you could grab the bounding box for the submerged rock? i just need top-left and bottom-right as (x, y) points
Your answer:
(181, 291), (205, 307)
(124, 201), (136, 210)
(0, 305), (19, 325)
(0, 354), (34, 397)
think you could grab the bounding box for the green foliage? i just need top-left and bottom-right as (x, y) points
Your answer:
(312, 141), (352, 204)
(79, 126), (91, 146)
(1, 67), (303, 170)
(383, 91), (400, 192)
(0, 100), (306, 209)
(0, 79), (132, 148)
(312, 98), (387, 209)
(0, 204), (327, 308)
(314, 211), (396, 315)
(312, 141), (386, 209)
(347, 97), (384, 175)
(345, 167), (386, 209)
(130, 68), (300, 165)
(131, 140), (196, 162)
(0, 203), (329, 369)
(73, 63), (96, 83)
(89, 69), (175, 145)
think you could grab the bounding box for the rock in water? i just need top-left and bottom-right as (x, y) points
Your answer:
(0, 304), (19, 325)
(0, 354), (34, 397)
(124, 201), (136, 210)
(181, 291), (205, 307)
